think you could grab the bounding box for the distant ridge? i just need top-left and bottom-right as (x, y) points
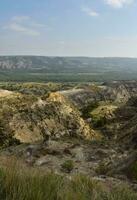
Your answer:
(0, 56), (137, 82)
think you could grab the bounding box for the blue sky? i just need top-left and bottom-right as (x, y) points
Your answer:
(0, 0), (137, 57)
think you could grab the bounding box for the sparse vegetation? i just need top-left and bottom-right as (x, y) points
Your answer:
(0, 82), (63, 96)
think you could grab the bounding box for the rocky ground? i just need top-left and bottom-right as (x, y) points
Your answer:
(0, 137), (137, 190)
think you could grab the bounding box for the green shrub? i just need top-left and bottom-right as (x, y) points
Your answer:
(61, 160), (74, 173)
(126, 161), (137, 180)
(91, 116), (107, 128)
(81, 102), (99, 119)
(95, 162), (109, 175)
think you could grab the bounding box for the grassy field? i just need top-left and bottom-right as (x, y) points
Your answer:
(0, 158), (136, 200)
(1, 70), (137, 83)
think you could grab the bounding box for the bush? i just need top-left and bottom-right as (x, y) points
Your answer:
(81, 102), (99, 119)
(61, 160), (74, 173)
(95, 161), (109, 175)
(126, 161), (137, 180)
(91, 116), (107, 128)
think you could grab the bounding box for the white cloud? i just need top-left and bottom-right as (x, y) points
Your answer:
(7, 23), (40, 36)
(31, 22), (46, 28)
(105, 0), (134, 8)
(3, 16), (46, 36)
(81, 7), (99, 17)
(11, 16), (30, 22)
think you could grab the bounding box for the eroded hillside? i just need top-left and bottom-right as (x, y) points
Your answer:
(0, 81), (137, 189)
(0, 87), (98, 147)
(1, 81), (137, 146)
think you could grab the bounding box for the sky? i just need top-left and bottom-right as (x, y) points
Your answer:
(0, 0), (137, 57)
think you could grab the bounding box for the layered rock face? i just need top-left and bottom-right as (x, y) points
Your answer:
(59, 81), (137, 110)
(59, 87), (103, 110)
(102, 81), (137, 103)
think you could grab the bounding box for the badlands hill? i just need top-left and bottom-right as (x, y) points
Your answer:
(0, 81), (137, 147)
(0, 81), (137, 190)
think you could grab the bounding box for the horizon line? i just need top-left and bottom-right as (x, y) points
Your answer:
(0, 55), (137, 59)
